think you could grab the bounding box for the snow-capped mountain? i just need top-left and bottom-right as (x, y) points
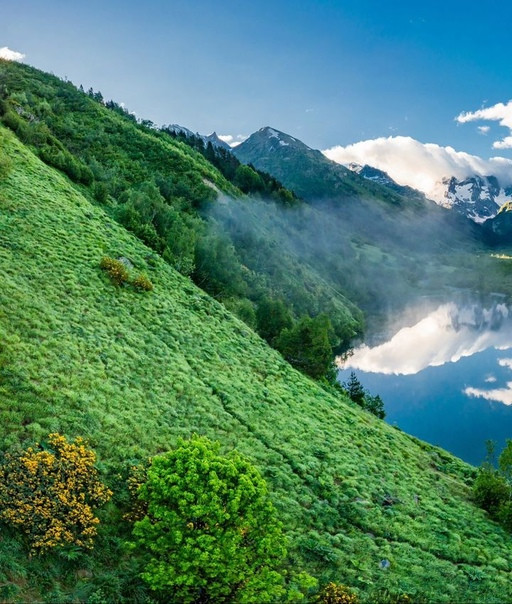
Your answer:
(347, 164), (512, 222)
(439, 175), (512, 223)
(324, 136), (512, 223)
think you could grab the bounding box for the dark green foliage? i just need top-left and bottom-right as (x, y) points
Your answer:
(276, 314), (334, 380)
(364, 393), (386, 419)
(234, 163), (265, 193)
(473, 440), (512, 526)
(343, 372), (365, 407)
(342, 372), (386, 418)
(256, 297), (293, 345)
(474, 468), (511, 516)
(131, 436), (287, 603)
(193, 232), (248, 299)
(224, 297), (257, 328)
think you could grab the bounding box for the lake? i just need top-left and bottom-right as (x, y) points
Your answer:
(337, 298), (512, 466)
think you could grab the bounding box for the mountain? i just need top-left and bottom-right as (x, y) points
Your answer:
(204, 130), (232, 150)
(348, 163), (428, 203)
(439, 174), (512, 222)
(482, 201), (512, 244)
(3, 109), (512, 603)
(234, 126), (407, 203)
(232, 126), (495, 316)
(326, 137), (512, 223)
(162, 124), (232, 150)
(347, 164), (512, 223)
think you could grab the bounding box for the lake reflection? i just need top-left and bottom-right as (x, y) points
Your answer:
(337, 300), (512, 465)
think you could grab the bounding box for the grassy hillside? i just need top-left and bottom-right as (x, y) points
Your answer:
(0, 59), (364, 358)
(2, 123), (512, 602)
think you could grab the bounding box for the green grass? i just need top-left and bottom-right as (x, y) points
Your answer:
(2, 125), (512, 602)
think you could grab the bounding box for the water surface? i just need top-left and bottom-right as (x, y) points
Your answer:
(337, 300), (512, 465)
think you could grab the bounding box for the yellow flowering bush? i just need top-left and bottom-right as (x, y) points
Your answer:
(99, 256), (129, 286)
(132, 273), (154, 292)
(318, 583), (359, 604)
(0, 433), (112, 553)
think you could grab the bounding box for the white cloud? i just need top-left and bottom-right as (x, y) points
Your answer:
(323, 136), (512, 201)
(337, 303), (512, 376)
(464, 383), (512, 406)
(0, 47), (25, 62)
(218, 134), (247, 148)
(456, 101), (512, 149)
(478, 126), (490, 135)
(498, 358), (512, 370)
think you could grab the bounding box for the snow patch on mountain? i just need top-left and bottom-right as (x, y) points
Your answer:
(325, 136), (512, 221)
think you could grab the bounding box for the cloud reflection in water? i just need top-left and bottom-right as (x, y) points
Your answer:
(338, 302), (512, 376)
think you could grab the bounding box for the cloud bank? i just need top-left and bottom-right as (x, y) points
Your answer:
(456, 101), (512, 149)
(323, 136), (512, 201)
(0, 47), (25, 62)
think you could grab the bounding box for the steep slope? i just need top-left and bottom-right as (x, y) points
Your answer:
(0, 59), (363, 354)
(2, 127), (512, 602)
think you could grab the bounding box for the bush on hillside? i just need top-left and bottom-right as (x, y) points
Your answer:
(132, 273), (153, 292)
(317, 582), (359, 604)
(0, 433), (111, 553)
(100, 256), (130, 286)
(473, 440), (512, 530)
(342, 372), (386, 419)
(131, 435), (287, 603)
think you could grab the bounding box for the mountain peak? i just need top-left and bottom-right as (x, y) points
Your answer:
(205, 131), (232, 151)
(236, 126), (313, 158)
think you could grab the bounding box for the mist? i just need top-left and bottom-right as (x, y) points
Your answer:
(205, 186), (498, 341)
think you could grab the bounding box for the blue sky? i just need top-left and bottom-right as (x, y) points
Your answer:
(2, 0), (512, 158)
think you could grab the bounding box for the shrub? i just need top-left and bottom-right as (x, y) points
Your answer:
(132, 273), (153, 292)
(100, 256), (129, 286)
(131, 435), (287, 603)
(317, 582), (359, 604)
(0, 433), (111, 553)
(0, 153), (12, 180)
(473, 468), (510, 516)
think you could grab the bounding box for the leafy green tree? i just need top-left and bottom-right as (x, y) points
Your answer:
(131, 436), (287, 603)
(276, 314), (334, 380)
(499, 439), (512, 482)
(343, 372), (365, 407)
(234, 164), (265, 194)
(256, 297), (293, 345)
(364, 393), (386, 419)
